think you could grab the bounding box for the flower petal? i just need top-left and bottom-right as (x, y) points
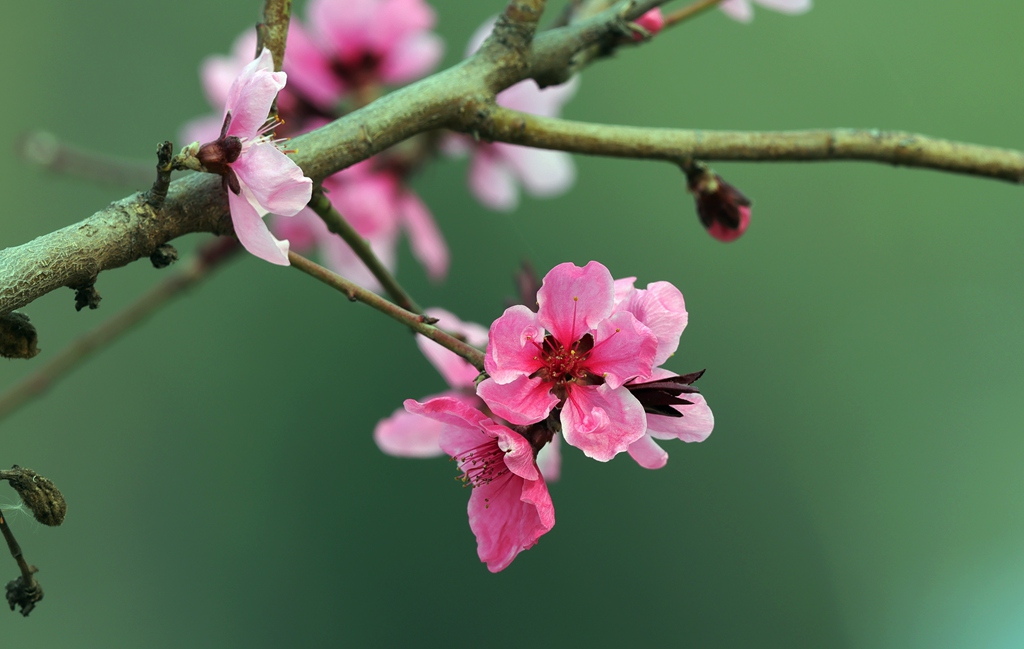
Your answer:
(483, 305), (545, 383)
(627, 433), (669, 470)
(380, 32), (444, 85)
(284, 20), (346, 109)
(374, 394), (464, 457)
(477, 375), (559, 426)
(616, 281), (689, 366)
(585, 310), (658, 389)
(498, 144), (576, 199)
(232, 143), (312, 215)
(719, 0), (754, 22)
(536, 435), (561, 483)
(468, 468), (553, 573)
(180, 114), (225, 149)
(755, 0), (812, 14)
(537, 261), (615, 346)
(228, 187), (290, 265)
(416, 308), (488, 389)
(398, 190), (448, 280)
(560, 384), (646, 461)
(646, 392), (715, 443)
(223, 48), (285, 139)
(468, 148), (519, 211)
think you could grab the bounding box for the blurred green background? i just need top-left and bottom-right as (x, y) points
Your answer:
(1, 1), (1022, 646)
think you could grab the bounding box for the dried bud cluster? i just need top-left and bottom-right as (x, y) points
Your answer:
(1, 466), (67, 527)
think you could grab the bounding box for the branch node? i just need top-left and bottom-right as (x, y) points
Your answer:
(5, 566), (42, 617)
(150, 244), (179, 269)
(73, 280), (102, 312)
(0, 313), (40, 360)
(419, 315), (440, 325)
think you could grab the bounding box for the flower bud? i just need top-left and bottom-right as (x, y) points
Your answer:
(632, 9), (665, 40)
(1, 466), (66, 527)
(684, 163), (752, 242)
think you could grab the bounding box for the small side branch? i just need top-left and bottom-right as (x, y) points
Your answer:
(466, 107), (1024, 184)
(288, 252), (485, 371)
(307, 191), (422, 314)
(16, 131), (153, 189)
(0, 239), (239, 423)
(257, 0), (292, 72)
(664, 0), (725, 27)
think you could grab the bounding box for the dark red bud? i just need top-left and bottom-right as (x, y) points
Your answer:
(685, 164), (752, 242)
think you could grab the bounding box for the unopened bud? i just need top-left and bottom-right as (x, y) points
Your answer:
(684, 163), (752, 242)
(1, 466), (66, 527)
(632, 9), (665, 41)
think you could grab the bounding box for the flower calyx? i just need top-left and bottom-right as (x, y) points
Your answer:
(626, 369), (705, 418)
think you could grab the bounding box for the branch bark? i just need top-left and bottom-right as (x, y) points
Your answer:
(463, 106), (1024, 183)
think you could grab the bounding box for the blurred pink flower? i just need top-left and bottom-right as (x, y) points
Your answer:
(720, 0), (812, 23)
(404, 396), (555, 572)
(273, 159), (448, 285)
(196, 48), (311, 265)
(477, 261), (658, 462)
(444, 18), (578, 211)
(287, 0), (444, 108)
(612, 278), (713, 469)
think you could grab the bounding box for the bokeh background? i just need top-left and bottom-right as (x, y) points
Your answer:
(1, 1), (1022, 646)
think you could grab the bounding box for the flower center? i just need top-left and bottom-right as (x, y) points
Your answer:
(454, 440), (509, 488)
(528, 333), (605, 397)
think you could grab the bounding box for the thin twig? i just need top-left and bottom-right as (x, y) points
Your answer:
(464, 106), (1024, 183)
(663, 0), (725, 27)
(0, 239), (240, 423)
(288, 252), (485, 371)
(16, 131), (154, 189)
(307, 191), (422, 314)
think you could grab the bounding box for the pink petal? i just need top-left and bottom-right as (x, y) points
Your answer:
(616, 281), (689, 366)
(200, 31), (258, 109)
(560, 384), (646, 461)
(755, 0), (812, 14)
(627, 433), (669, 470)
(318, 228), (397, 293)
(329, 168), (402, 240)
(374, 395), (458, 457)
(483, 305), (545, 383)
(371, 0), (437, 53)
(283, 20), (346, 109)
(463, 16), (497, 58)
(468, 469), (553, 573)
(634, 9), (665, 37)
(270, 208), (323, 252)
(536, 261), (615, 346)
(228, 187), (290, 265)
(308, 0), (377, 60)
(719, 0), (754, 22)
(223, 49), (285, 139)
(498, 144), (576, 199)
(496, 76), (579, 118)
(398, 190), (448, 280)
(379, 32), (444, 85)
(646, 392), (714, 443)
(404, 396), (493, 451)
(469, 148), (519, 211)
(416, 308), (488, 389)
(477, 375), (559, 426)
(536, 435), (561, 483)
(613, 277), (637, 304)
(585, 310), (658, 389)
(232, 143), (312, 215)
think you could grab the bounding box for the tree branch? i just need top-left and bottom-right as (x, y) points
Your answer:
(257, 0), (292, 72)
(463, 106), (1024, 183)
(664, 0), (725, 27)
(288, 252), (485, 371)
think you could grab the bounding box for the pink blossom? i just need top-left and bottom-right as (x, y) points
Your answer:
(720, 0), (812, 23)
(477, 261), (659, 462)
(612, 278), (714, 469)
(374, 309), (487, 457)
(195, 48), (312, 265)
(444, 18), (578, 211)
(404, 396), (554, 573)
(286, 0), (444, 108)
(272, 159), (448, 285)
